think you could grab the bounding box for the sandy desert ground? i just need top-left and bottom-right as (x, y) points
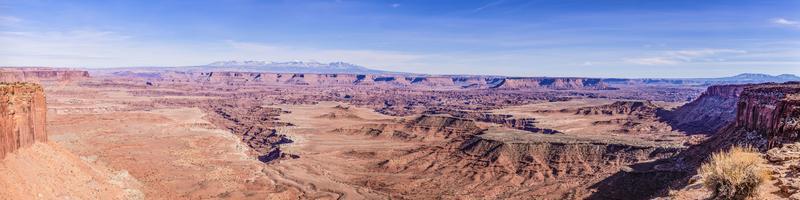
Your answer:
(34, 82), (689, 199)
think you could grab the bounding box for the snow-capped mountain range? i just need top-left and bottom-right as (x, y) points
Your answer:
(200, 60), (390, 74)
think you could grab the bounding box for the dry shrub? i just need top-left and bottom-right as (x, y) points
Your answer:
(699, 146), (768, 200)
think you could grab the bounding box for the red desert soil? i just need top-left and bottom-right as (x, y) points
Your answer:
(49, 109), (297, 198)
(0, 142), (142, 200)
(1, 82), (139, 200)
(10, 70), (711, 199)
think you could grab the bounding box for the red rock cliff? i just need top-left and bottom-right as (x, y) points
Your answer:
(0, 83), (47, 159)
(125, 71), (613, 90)
(492, 77), (610, 90)
(734, 82), (800, 147)
(662, 84), (749, 134)
(0, 67), (90, 83)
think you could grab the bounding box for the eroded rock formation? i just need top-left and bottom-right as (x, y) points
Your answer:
(340, 114), (484, 141)
(661, 84), (749, 134)
(592, 82), (800, 199)
(425, 108), (562, 134)
(735, 83), (800, 147)
(492, 77), (611, 90)
(0, 67), (90, 83)
(200, 101), (297, 162)
(110, 71), (613, 90)
(575, 101), (658, 116)
(374, 132), (681, 199)
(1, 83), (47, 159)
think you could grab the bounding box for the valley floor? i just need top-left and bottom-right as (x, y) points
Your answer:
(40, 83), (690, 199)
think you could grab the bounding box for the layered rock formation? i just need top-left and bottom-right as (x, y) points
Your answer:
(0, 67), (90, 83)
(375, 131), (682, 199)
(734, 83), (800, 147)
(660, 84), (749, 134)
(574, 101), (674, 134)
(200, 101), (297, 162)
(111, 70), (613, 90)
(340, 115), (484, 141)
(424, 109), (563, 134)
(0, 84), (141, 198)
(1, 83), (47, 159)
(492, 77), (610, 90)
(575, 101), (658, 116)
(592, 82), (800, 199)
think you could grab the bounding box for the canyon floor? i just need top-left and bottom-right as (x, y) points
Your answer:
(6, 69), (797, 199)
(36, 81), (691, 199)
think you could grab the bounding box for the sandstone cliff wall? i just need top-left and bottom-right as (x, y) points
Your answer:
(492, 77), (610, 90)
(132, 71), (612, 90)
(661, 84), (749, 134)
(0, 83), (47, 159)
(378, 134), (681, 199)
(0, 68), (90, 83)
(589, 82), (800, 199)
(734, 83), (800, 147)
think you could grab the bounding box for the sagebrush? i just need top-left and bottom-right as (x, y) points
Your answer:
(699, 146), (768, 200)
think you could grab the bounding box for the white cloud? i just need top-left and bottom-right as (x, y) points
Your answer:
(624, 57), (680, 65)
(772, 18), (800, 28)
(625, 49), (747, 65)
(0, 29), (428, 69)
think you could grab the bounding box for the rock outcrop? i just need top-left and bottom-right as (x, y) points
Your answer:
(200, 101), (297, 163)
(110, 71), (613, 90)
(734, 83), (800, 147)
(660, 84), (749, 134)
(376, 132), (681, 199)
(341, 115), (484, 141)
(491, 77), (611, 90)
(1, 83), (47, 159)
(424, 109), (563, 134)
(591, 82), (800, 199)
(575, 101), (658, 116)
(0, 67), (90, 83)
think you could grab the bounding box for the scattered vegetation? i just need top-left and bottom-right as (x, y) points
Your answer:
(699, 146), (768, 200)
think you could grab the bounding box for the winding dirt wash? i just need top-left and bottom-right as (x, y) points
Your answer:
(264, 102), (421, 199)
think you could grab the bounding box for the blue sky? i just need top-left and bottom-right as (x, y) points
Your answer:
(0, 0), (798, 78)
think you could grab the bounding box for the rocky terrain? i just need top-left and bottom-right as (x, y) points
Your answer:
(106, 70), (613, 90)
(1, 83), (47, 159)
(0, 67), (90, 83)
(659, 84), (750, 134)
(0, 83), (141, 199)
(590, 82), (800, 199)
(7, 66), (795, 199)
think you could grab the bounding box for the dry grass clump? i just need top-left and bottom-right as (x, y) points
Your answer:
(699, 146), (768, 200)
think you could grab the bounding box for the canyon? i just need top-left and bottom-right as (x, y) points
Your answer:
(0, 82), (141, 199)
(2, 67), (798, 199)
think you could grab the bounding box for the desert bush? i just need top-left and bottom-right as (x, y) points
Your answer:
(699, 146), (768, 200)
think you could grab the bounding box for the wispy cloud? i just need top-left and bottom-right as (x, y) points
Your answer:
(0, 16), (22, 25)
(771, 18), (800, 28)
(0, 29), (428, 69)
(391, 3), (400, 8)
(625, 49), (747, 65)
(473, 0), (504, 12)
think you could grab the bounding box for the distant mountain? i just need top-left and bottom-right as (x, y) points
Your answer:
(603, 73), (800, 86)
(193, 60), (392, 74)
(710, 73), (800, 83)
